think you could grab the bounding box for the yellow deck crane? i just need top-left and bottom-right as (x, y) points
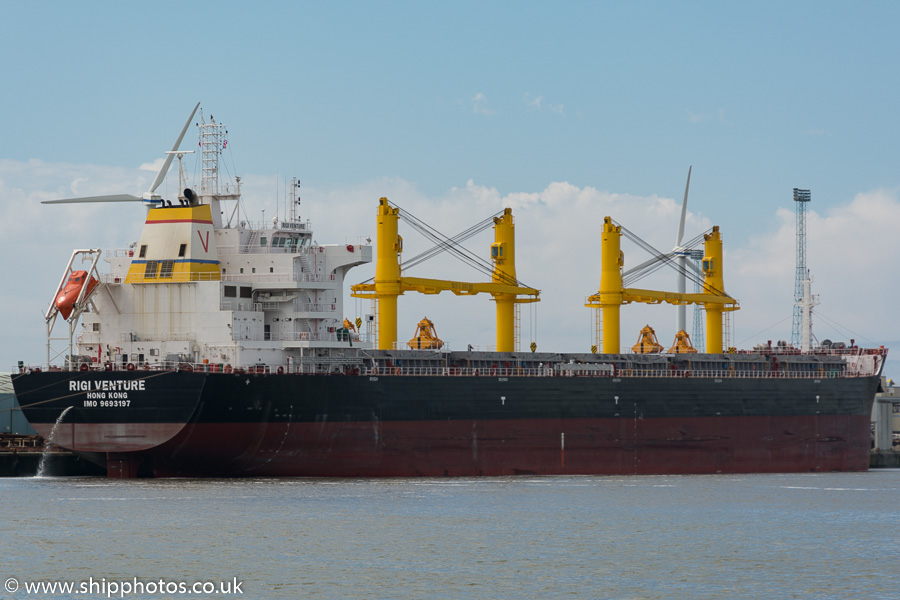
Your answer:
(586, 217), (739, 354)
(351, 198), (540, 351)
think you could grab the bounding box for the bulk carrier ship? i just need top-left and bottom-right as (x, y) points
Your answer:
(11, 104), (886, 478)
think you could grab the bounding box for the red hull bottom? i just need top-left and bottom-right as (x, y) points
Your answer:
(92, 415), (872, 478)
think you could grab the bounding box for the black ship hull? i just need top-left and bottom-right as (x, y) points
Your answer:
(11, 365), (881, 478)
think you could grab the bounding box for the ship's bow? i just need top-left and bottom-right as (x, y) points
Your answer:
(12, 370), (205, 476)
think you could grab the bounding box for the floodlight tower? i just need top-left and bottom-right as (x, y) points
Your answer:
(791, 188), (811, 347)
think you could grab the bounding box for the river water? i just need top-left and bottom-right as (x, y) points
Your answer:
(1, 471), (898, 599)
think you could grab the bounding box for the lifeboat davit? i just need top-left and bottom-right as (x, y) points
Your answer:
(56, 270), (98, 319)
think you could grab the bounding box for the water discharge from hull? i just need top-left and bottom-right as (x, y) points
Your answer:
(35, 406), (73, 478)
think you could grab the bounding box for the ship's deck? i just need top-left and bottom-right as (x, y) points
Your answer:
(17, 346), (886, 379)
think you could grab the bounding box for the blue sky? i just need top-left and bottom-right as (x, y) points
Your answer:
(2, 1), (899, 376)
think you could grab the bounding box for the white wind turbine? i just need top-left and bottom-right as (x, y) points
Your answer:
(621, 166), (700, 336)
(673, 165), (692, 333)
(41, 102), (201, 206)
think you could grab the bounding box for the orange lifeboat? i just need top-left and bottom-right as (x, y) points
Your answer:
(56, 270), (98, 319)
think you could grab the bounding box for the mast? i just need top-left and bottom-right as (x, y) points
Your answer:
(799, 273), (819, 352)
(197, 111), (241, 228)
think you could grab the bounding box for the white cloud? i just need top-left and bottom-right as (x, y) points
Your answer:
(524, 92), (543, 109)
(524, 93), (565, 116)
(730, 188), (900, 349)
(471, 92), (497, 116)
(685, 109), (708, 124)
(139, 157), (166, 172)
(685, 109), (728, 125)
(3, 159), (898, 376)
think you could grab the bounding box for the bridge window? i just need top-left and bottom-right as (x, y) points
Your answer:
(144, 261), (159, 279)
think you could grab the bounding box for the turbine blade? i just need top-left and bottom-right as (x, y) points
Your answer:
(42, 194), (142, 204)
(686, 258), (702, 276)
(147, 102), (201, 194)
(676, 165), (691, 246)
(623, 252), (675, 277)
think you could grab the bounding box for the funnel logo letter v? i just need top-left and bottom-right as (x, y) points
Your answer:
(197, 230), (210, 253)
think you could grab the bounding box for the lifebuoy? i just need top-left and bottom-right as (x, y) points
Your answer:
(183, 364), (193, 372)
(276, 366), (284, 375)
(224, 364), (232, 374)
(126, 363), (135, 371)
(394, 367), (401, 375)
(346, 244), (355, 252)
(79, 363), (89, 372)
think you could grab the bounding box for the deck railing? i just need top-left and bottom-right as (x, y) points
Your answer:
(16, 363), (862, 379)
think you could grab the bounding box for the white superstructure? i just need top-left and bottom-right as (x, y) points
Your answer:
(49, 106), (372, 372)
